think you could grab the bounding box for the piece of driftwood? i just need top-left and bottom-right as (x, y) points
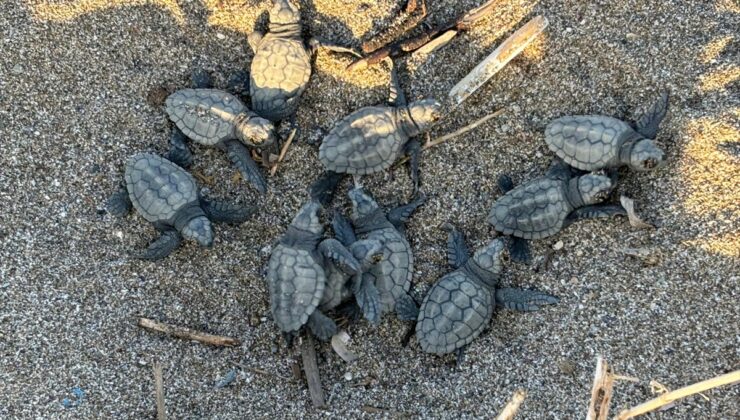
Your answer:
(137, 317), (240, 347)
(586, 357), (615, 420)
(616, 370), (740, 419)
(301, 334), (326, 408)
(495, 389), (526, 420)
(270, 128), (297, 176)
(331, 330), (359, 363)
(449, 16), (548, 105)
(362, 0), (428, 53)
(153, 362), (166, 420)
(413, 29), (458, 57)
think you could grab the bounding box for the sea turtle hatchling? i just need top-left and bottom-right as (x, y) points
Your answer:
(165, 87), (277, 194)
(399, 226), (558, 361)
(267, 200), (380, 341)
(312, 64), (441, 204)
(330, 187), (425, 321)
(488, 159), (625, 264)
(248, 0), (360, 122)
(545, 92), (669, 171)
(106, 153), (254, 260)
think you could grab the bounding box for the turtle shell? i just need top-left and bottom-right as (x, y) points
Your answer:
(487, 177), (573, 239)
(267, 245), (326, 333)
(250, 36), (311, 121)
(165, 89), (245, 146)
(416, 271), (493, 355)
(360, 227), (412, 313)
(124, 153), (198, 223)
(545, 115), (637, 170)
(318, 106), (406, 175)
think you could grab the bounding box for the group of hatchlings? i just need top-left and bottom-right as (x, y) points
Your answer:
(108, 0), (670, 360)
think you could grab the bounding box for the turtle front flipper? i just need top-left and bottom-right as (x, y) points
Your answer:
(545, 157), (574, 181)
(107, 184), (132, 217)
(496, 174), (515, 193)
(191, 69), (213, 89)
(137, 230), (182, 260)
(494, 288), (559, 312)
(247, 31), (264, 52)
(165, 128), (193, 168)
(307, 310), (337, 341)
(507, 237), (532, 265)
(563, 203), (627, 228)
(395, 292), (419, 321)
(404, 138), (421, 195)
(224, 139), (268, 194)
(634, 91), (669, 139)
(226, 70), (250, 96)
(443, 224), (470, 269)
(387, 193), (426, 229)
(332, 210), (357, 247)
(202, 199), (256, 224)
(310, 171), (344, 206)
(319, 238), (361, 274)
(353, 275), (381, 324)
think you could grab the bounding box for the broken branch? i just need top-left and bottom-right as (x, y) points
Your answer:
(301, 334), (326, 408)
(616, 370), (740, 419)
(153, 361), (166, 420)
(270, 128), (297, 176)
(586, 357), (615, 420)
(495, 389), (527, 420)
(137, 317), (240, 347)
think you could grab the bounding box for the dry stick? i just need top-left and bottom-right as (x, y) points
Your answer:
(270, 128), (297, 176)
(395, 108), (505, 166)
(586, 357), (615, 420)
(153, 362), (166, 420)
(301, 334), (326, 408)
(616, 370), (740, 420)
(137, 317), (240, 347)
(361, 0), (427, 53)
(495, 389), (527, 420)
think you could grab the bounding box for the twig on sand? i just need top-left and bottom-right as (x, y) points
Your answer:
(495, 389), (526, 420)
(395, 109), (504, 166)
(232, 362), (292, 381)
(153, 361), (166, 420)
(137, 317), (240, 347)
(586, 357), (615, 420)
(301, 334), (326, 408)
(616, 370), (740, 419)
(270, 128), (298, 176)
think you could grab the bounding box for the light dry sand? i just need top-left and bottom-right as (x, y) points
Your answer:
(1, 0), (738, 418)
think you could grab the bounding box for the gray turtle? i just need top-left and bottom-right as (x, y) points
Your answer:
(106, 153), (254, 260)
(545, 92), (669, 171)
(488, 159), (624, 263)
(312, 64), (441, 204)
(248, 0), (359, 122)
(400, 227), (558, 361)
(267, 200), (377, 341)
(165, 87), (276, 194)
(330, 187), (425, 321)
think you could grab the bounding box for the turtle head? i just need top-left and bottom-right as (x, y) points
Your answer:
(182, 216), (214, 247)
(629, 139), (665, 171)
(470, 238), (505, 278)
(577, 173), (614, 205)
(270, 0), (300, 25)
(348, 187), (380, 220)
(240, 116), (277, 149)
(290, 200), (323, 235)
(405, 99), (442, 136)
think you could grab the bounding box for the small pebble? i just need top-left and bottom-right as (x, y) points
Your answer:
(552, 240), (564, 251)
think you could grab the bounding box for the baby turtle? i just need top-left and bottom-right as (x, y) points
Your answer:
(331, 187), (425, 321)
(248, 0), (359, 121)
(545, 92), (669, 171)
(107, 153), (254, 260)
(165, 86), (276, 194)
(488, 159), (624, 263)
(267, 201), (375, 341)
(402, 227), (558, 361)
(313, 63), (441, 204)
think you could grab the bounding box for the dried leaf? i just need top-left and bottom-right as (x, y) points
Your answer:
(621, 247), (661, 266)
(331, 330), (359, 363)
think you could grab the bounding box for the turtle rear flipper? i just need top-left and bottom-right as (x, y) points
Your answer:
(137, 230), (182, 261)
(496, 174), (514, 193)
(443, 224), (470, 269)
(495, 288), (559, 312)
(202, 199), (256, 224)
(308, 37), (362, 58)
(395, 293), (419, 321)
(563, 203), (627, 228)
(224, 139), (267, 194)
(634, 91), (669, 139)
(165, 128), (193, 168)
(507, 236), (531, 264)
(354, 275), (381, 324)
(226, 70), (250, 96)
(307, 311), (337, 341)
(191, 69), (213, 89)
(107, 185), (132, 217)
(310, 171), (343, 207)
